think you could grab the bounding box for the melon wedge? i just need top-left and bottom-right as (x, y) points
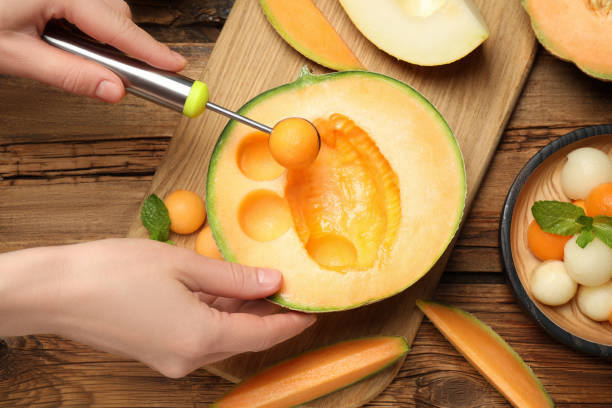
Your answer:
(260, 0), (364, 71)
(523, 0), (612, 81)
(212, 336), (409, 408)
(417, 300), (554, 408)
(206, 68), (466, 311)
(339, 0), (489, 66)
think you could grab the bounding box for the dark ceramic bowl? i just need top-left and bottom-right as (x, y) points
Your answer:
(500, 125), (612, 357)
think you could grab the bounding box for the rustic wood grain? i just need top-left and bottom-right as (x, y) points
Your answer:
(3, 283), (612, 407)
(125, 0), (232, 42)
(118, 0), (537, 405)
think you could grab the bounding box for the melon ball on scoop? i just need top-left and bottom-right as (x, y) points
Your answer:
(530, 260), (577, 306)
(577, 281), (612, 322)
(564, 235), (612, 286)
(561, 147), (612, 200)
(269, 117), (320, 169)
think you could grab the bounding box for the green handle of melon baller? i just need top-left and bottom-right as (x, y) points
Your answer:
(42, 20), (274, 133)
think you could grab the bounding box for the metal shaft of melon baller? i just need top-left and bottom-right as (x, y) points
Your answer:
(205, 102), (272, 133)
(42, 19), (273, 133)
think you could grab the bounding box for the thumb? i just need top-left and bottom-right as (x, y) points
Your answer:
(177, 254), (283, 300)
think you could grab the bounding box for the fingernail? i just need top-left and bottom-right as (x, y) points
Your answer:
(171, 51), (187, 66)
(257, 268), (281, 288)
(95, 80), (123, 102)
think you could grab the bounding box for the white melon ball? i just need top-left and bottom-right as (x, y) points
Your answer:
(564, 236), (612, 286)
(530, 261), (577, 306)
(561, 147), (612, 199)
(577, 281), (612, 321)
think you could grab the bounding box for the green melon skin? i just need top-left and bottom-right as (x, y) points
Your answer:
(206, 67), (466, 312)
(417, 300), (555, 407)
(522, 0), (612, 82)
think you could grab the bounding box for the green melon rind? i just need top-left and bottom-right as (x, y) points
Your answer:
(206, 67), (466, 312)
(211, 336), (409, 408)
(259, 0), (363, 72)
(416, 300), (555, 408)
(522, 0), (612, 82)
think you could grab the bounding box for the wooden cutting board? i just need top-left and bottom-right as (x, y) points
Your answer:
(127, 0), (536, 406)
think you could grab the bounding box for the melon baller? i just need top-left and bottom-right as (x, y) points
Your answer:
(42, 20), (274, 134)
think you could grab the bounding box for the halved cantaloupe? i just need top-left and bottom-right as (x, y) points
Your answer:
(523, 0), (612, 81)
(417, 300), (554, 408)
(212, 336), (409, 408)
(206, 68), (466, 311)
(260, 0), (364, 71)
(339, 0), (489, 66)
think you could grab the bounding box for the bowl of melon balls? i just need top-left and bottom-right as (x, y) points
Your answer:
(501, 125), (612, 356)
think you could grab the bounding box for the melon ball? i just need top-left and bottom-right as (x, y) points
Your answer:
(164, 190), (207, 235)
(564, 236), (612, 286)
(561, 147), (612, 199)
(195, 225), (223, 260)
(577, 281), (612, 321)
(269, 117), (320, 169)
(530, 260), (577, 306)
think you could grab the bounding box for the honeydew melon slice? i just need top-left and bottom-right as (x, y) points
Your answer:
(339, 0), (489, 66)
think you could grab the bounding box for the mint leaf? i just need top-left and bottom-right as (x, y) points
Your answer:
(140, 194), (171, 242)
(531, 200), (585, 236)
(577, 215), (593, 229)
(576, 228), (594, 248)
(593, 216), (612, 248)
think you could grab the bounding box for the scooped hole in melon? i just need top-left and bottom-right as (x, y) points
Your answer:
(238, 190), (292, 242)
(306, 234), (357, 271)
(237, 132), (285, 181)
(286, 114), (401, 272)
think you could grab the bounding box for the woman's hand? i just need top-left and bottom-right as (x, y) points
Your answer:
(0, 239), (316, 378)
(0, 0), (186, 102)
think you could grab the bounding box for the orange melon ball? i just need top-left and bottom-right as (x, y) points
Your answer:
(572, 199), (586, 212)
(164, 190), (206, 235)
(195, 225), (223, 260)
(527, 219), (571, 261)
(269, 117), (320, 169)
(585, 182), (612, 217)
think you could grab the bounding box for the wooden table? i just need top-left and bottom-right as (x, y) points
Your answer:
(2, 1), (612, 406)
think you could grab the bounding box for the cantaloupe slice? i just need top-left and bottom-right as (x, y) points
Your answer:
(523, 0), (612, 81)
(206, 68), (466, 311)
(417, 300), (554, 408)
(339, 0), (489, 66)
(212, 336), (409, 408)
(260, 0), (364, 71)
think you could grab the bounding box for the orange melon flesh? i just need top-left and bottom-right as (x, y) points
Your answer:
(260, 0), (364, 71)
(269, 117), (321, 170)
(285, 114), (400, 271)
(206, 70), (466, 311)
(523, 0), (612, 80)
(213, 336), (409, 408)
(417, 300), (554, 408)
